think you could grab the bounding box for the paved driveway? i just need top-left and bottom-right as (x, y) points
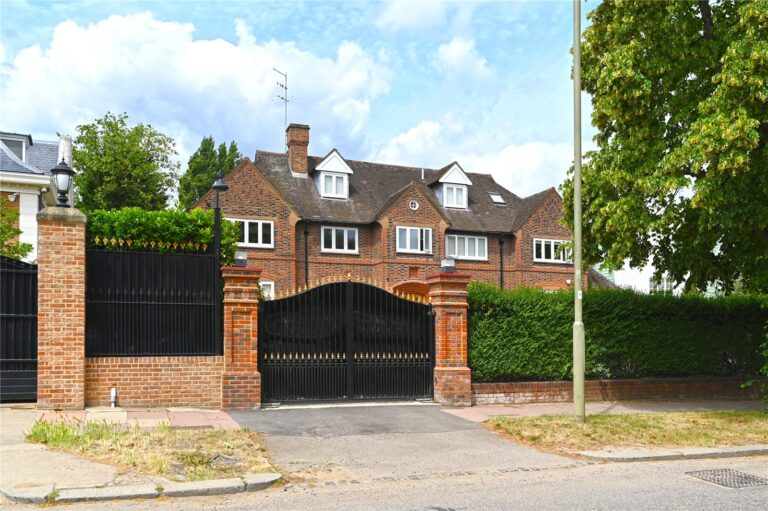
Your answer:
(231, 403), (570, 482)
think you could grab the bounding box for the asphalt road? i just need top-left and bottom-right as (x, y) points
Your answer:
(23, 455), (768, 511)
(230, 403), (567, 481)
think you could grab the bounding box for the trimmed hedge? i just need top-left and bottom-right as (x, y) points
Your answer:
(468, 282), (768, 383)
(86, 208), (239, 265)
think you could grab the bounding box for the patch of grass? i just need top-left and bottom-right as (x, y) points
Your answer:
(26, 420), (274, 481)
(487, 410), (768, 452)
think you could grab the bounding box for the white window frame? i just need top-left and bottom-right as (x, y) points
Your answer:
(396, 226), (432, 254)
(259, 281), (275, 299)
(533, 238), (572, 264)
(488, 192), (505, 204)
(320, 172), (348, 199)
(443, 184), (468, 208)
(321, 226), (358, 254)
(229, 218), (275, 248)
(445, 234), (488, 261)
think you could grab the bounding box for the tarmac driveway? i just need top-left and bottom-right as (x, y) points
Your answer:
(230, 404), (570, 482)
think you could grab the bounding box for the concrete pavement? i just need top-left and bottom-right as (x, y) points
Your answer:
(0, 405), (171, 499)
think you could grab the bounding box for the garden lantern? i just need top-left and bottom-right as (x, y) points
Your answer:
(50, 158), (75, 208)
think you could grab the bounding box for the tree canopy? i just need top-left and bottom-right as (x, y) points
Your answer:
(178, 136), (242, 208)
(73, 112), (179, 211)
(0, 195), (33, 260)
(563, 0), (768, 293)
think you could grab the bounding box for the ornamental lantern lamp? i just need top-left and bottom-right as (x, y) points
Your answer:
(50, 158), (75, 208)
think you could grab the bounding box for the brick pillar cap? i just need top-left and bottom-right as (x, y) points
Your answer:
(37, 206), (87, 224)
(221, 266), (263, 273)
(426, 272), (472, 280)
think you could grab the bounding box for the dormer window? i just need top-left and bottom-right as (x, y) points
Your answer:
(314, 149), (353, 199)
(444, 184), (467, 208)
(321, 172), (347, 198)
(0, 133), (31, 162)
(436, 162), (472, 209)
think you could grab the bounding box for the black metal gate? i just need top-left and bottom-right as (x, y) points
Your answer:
(258, 281), (434, 403)
(0, 256), (37, 402)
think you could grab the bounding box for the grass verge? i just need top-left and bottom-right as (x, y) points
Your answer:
(26, 420), (274, 481)
(487, 410), (768, 452)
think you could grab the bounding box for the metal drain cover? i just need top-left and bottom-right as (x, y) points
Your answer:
(686, 469), (768, 489)
(170, 425), (214, 430)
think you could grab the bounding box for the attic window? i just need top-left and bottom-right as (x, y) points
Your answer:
(489, 192), (505, 204)
(320, 172), (348, 199)
(2, 138), (25, 161)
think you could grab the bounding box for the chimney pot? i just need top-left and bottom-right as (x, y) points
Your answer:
(286, 123), (310, 174)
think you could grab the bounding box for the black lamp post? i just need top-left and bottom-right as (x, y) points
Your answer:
(211, 171), (229, 257)
(50, 159), (76, 208)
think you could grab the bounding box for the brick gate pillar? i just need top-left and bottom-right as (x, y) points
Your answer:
(221, 266), (262, 410)
(427, 272), (472, 406)
(36, 207), (87, 410)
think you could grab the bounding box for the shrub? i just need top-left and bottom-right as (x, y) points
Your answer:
(86, 208), (239, 265)
(468, 282), (768, 383)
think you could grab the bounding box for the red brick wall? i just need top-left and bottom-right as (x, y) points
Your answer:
(37, 208), (87, 410)
(472, 377), (765, 405)
(513, 190), (574, 289)
(85, 356), (224, 408)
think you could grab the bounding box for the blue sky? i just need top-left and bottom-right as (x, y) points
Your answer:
(1, 0), (596, 196)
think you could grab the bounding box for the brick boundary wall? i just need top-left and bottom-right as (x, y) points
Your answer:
(472, 377), (766, 405)
(85, 356), (224, 408)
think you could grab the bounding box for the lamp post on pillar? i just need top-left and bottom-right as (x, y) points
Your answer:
(211, 172), (229, 352)
(212, 171), (229, 257)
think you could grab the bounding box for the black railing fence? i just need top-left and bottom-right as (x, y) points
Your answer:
(86, 249), (221, 356)
(0, 256), (38, 402)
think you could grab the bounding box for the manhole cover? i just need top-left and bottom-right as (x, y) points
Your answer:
(686, 469), (768, 489)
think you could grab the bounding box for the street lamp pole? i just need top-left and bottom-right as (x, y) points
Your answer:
(572, 0), (586, 423)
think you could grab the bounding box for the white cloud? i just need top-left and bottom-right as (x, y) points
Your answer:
(435, 36), (493, 81)
(0, 13), (391, 164)
(370, 117), (573, 197)
(376, 0), (447, 32)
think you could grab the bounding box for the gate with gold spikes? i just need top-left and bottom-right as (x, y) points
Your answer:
(258, 279), (434, 402)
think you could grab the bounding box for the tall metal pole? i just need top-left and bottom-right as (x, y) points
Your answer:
(572, 0), (586, 423)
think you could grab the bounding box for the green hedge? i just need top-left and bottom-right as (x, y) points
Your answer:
(86, 208), (239, 265)
(468, 282), (768, 383)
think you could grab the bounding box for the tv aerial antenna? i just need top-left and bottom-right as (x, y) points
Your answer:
(273, 68), (289, 136)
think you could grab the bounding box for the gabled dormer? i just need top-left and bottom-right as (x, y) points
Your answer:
(0, 132), (32, 162)
(434, 162), (472, 209)
(314, 149), (353, 199)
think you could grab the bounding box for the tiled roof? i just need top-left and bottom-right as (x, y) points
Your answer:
(26, 139), (59, 175)
(0, 141), (42, 174)
(248, 150), (555, 233)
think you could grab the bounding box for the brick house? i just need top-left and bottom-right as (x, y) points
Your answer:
(198, 124), (583, 297)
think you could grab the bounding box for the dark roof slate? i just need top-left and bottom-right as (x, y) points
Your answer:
(252, 150), (554, 234)
(26, 140), (58, 175)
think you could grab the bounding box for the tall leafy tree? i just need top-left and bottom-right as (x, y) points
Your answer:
(178, 136), (242, 208)
(563, 0), (768, 293)
(73, 112), (179, 211)
(0, 195), (33, 260)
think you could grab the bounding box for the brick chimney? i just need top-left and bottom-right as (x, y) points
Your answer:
(286, 123), (310, 174)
